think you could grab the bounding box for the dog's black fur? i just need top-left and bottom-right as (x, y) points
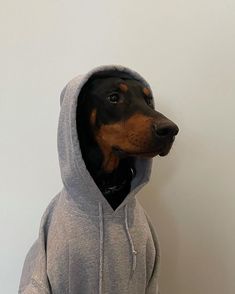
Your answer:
(76, 73), (179, 210)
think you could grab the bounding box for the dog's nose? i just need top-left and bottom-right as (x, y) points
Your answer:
(152, 122), (179, 138)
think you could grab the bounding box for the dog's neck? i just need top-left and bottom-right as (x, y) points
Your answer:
(83, 141), (135, 190)
(87, 147), (136, 210)
(78, 130), (135, 208)
(94, 157), (136, 195)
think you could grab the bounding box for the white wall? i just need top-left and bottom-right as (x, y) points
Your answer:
(1, 0), (235, 293)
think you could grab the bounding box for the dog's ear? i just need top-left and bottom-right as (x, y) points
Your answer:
(77, 80), (94, 109)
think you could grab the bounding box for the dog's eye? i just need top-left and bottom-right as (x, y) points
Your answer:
(107, 93), (120, 104)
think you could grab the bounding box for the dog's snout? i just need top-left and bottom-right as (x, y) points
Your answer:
(152, 122), (179, 138)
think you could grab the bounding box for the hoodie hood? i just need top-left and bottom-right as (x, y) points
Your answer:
(57, 65), (155, 215)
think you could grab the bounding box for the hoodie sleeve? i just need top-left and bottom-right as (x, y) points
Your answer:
(144, 211), (161, 294)
(18, 196), (59, 294)
(18, 238), (51, 294)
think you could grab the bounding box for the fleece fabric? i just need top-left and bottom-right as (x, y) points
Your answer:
(18, 65), (161, 294)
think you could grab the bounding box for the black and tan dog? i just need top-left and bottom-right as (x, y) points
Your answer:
(76, 72), (179, 210)
(19, 67), (179, 294)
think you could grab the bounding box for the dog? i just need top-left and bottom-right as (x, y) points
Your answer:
(76, 72), (179, 210)
(19, 65), (179, 294)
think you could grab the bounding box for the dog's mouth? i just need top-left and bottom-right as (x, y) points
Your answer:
(112, 140), (174, 158)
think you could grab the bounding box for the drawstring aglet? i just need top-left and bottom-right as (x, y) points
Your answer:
(131, 250), (137, 278)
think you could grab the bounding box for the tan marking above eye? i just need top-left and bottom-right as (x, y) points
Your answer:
(90, 109), (97, 126)
(143, 87), (151, 96)
(119, 83), (128, 92)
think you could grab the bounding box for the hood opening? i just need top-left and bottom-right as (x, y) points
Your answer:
(57, 65), (154, 215)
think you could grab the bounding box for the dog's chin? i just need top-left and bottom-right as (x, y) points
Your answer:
(159, 149), (170, 157)
(158, 142), (174, 157)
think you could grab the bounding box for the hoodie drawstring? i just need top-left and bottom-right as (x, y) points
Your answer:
(124, 204), (137, 278)
(98, 203), (104, 294)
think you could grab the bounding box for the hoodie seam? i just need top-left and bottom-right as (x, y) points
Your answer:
(64, 207), (125, 219)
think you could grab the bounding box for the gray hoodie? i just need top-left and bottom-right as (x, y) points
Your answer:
(18, 65), (161, 294)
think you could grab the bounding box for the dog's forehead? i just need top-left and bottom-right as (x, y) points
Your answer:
(89, 77), (145, 92)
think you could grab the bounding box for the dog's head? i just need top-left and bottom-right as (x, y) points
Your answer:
(78, 75), (179, 165)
